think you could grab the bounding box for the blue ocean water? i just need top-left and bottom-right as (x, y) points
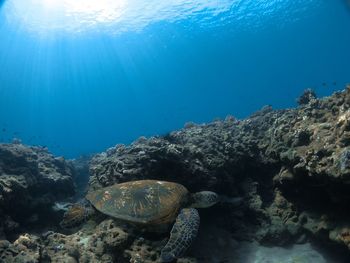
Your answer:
(0, 0), (349, 158)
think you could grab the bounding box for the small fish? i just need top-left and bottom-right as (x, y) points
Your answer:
(2, 128), (6, 132)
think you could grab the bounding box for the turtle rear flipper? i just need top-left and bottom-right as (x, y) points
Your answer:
(160, 208), (200, 262)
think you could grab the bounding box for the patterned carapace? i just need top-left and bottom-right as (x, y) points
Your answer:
(86, 180), (189, 225)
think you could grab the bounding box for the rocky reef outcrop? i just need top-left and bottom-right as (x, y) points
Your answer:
(87, 86), (350, 260)
(262, 87), (350, 251)
(88, 111), (276, 193)
(0, 143), (75, 240)
(2, 86), (350, 262)
(0, 219), (193, 263)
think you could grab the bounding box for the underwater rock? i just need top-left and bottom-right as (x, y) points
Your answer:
(124, 236), (198, 263)
(297, 88), (317, 105)
(263, 86), (350, 254)
(258, 190), (302, 245)
(42, 219), (130, 262)
(89, 111), (276, 194)
(0, 143), (75, 237)
(0, 219), (131, 263)
(124, 237), (164, 263)
(0, 221), (197, 263)
(0, 234), (41, 263)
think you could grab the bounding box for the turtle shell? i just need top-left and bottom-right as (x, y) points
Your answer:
(86, 180), (189, 225)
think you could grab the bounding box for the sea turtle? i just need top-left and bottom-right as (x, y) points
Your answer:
(60, 179), (219, 262)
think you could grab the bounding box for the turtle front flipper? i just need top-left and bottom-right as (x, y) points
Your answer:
(160, 208), (200, 262)
(60, 203), (94, 228)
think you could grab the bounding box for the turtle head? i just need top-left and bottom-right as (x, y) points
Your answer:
(190, 191), (219, 208)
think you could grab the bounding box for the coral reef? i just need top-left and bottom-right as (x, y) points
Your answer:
(0, 234), (41, 263)
(0, 143), (75, 239)
(3, 86), (350, 262)
(265, 87), (350, 251)
(87, 86), (350, 259)
(0, 220), (130, 263)
(88, 113), (270, 194)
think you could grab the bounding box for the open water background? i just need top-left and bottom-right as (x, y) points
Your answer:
(0, 0), (349, 157)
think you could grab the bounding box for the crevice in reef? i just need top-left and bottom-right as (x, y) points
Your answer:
(281, 179), (350, 217)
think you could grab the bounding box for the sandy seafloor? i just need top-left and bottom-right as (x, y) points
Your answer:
(190, 222), (340, 263)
